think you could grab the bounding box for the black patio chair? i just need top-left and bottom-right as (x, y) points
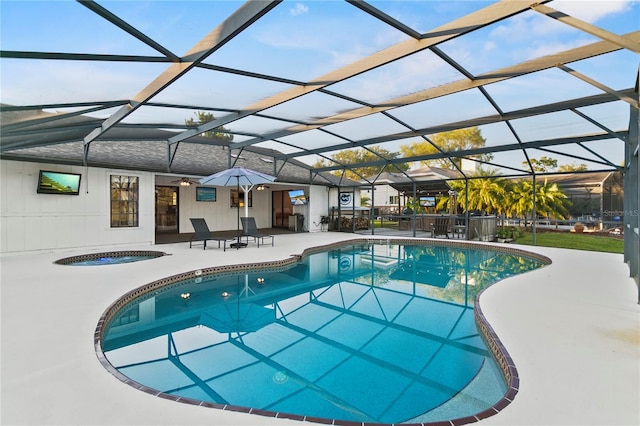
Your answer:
(189, 218), (230, 251)
(240, 217), (274, 248)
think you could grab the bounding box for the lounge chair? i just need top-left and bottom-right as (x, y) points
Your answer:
(431, 216), (451, 238)
(240, 217), (274, 247)
(189, 218), (230, 251)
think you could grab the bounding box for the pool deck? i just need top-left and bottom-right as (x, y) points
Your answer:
(1, 232), (638, 426)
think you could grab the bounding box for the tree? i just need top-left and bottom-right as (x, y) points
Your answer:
(185, 111), (233, 142)
(448, 169), (508, 214)
(313, 147), (409, 181)
(525, 156), (557, 173)
(525, 156), (588, 173)
(533, 180), (571, 220)
(399, 127), (492, 170)
(557, 162), (588, 172)
(506, 179), (570, 225)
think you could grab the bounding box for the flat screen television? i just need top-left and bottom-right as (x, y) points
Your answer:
(288, 189), (307, 205)
(419, 196), (435, 207)
(196, 187), (216, 202)
(37, 170), (81, 195)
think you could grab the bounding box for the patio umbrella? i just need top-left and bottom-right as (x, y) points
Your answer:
(200, 302), (275, 334)
(199, 167), (276, 248)
(199, 275), (275, 333)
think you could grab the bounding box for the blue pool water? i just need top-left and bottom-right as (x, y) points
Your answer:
(101, 242), (545, 424)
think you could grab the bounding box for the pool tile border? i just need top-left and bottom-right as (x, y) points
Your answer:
(94, 237), (551, 426)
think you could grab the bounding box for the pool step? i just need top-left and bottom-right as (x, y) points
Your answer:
(406, 358), (506, 423)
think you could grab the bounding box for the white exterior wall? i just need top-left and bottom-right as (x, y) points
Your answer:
(155, 176), (273, 234)
(361, 184), (402, 210)
(0, 160), (155, 254)
(307, 185), (329, 232)
(1, 160), (333, 253)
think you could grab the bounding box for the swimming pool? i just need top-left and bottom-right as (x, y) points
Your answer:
(96, 239), (548, 425)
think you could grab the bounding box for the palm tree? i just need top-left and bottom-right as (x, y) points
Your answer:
(449, 170), (508, 215)
(534, 179), (571, 220)
(507, 179), (570, 226)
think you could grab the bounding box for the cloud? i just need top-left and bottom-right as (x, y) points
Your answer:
(491, 1), (634, 41)
(289, 3), (308, 16)
(483, 41), (497, 53)
(550, 0), (633, 23)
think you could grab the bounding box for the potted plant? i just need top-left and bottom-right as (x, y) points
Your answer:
(497, 227), (509, 243)
(573, 222), (585, 233)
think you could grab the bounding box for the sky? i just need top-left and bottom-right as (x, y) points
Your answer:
(1, 0), (638, 172)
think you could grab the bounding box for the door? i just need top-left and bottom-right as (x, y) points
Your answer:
(155, 186), (179, 233)
(272, 190), (293, 228)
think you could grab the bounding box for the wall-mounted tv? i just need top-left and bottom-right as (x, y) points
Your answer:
(288, 189), (307, 205)
(196, 187), (216, 202)
(419, 196), (436, 207)
(37, 170), (81, 195)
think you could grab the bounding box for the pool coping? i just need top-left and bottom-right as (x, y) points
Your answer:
(94, 237), (551, 426)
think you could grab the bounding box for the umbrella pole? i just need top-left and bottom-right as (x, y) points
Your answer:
(237, 179), (240, 248)
(230, 178), (246, 249)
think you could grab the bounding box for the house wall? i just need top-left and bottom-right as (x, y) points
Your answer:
(307, 185), (329, 232)
(361, 185), (403, 213)
(155, 175), (273, 234)
(0, 160), (155, 253)
(169, 182), (331, 234)
(0, 160), (335, 254)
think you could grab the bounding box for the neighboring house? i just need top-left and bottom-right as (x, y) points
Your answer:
(541, 172), (624, 222)
(360, 166), (462, 215)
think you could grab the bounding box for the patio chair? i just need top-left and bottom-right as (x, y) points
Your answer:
(432, 216), (451, 238)
(189, 218), (229, 251)
(240, 217), (274, 248)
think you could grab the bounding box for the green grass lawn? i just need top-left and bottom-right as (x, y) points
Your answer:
(513, 231), (624, 253)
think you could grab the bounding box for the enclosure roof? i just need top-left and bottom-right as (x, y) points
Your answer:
(367, 166), (461, 195)
(1, 1), (638, 186)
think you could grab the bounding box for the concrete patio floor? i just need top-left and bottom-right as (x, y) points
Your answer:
(1, 232), (638, 425)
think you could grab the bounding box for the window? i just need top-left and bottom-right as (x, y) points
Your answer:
(231, 189), (252, 207)
(110, 306), (139, 327)
(389, 195), (399, 204)
(111, 175), (139, 227)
